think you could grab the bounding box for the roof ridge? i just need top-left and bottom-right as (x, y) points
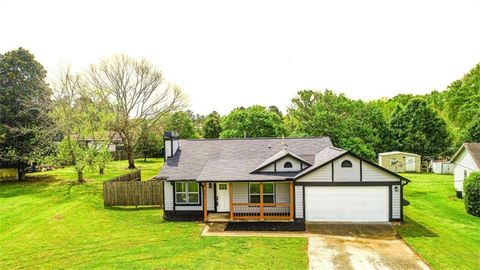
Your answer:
(181, 136), (330, 141)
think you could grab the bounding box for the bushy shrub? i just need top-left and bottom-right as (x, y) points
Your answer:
(464, 172), (480, 217)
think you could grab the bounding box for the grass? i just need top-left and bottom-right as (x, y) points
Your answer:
(398, 173), (480, 270)
(0, 158), (307, 270)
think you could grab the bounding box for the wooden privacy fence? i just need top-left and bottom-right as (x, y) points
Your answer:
(103, 171), (163, 207)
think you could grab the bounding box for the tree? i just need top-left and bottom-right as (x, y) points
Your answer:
(162, 111), (196, 139)
(389, 99), (451, 157)
(462, 118), (480, 143)
(268, 105), (283, 118)
(136, 122), (164, 161)
(286, 90), (388, 161)
(51, 68), (112, 182)
(0, 48), (54, 179)
(89, 55), (187, 169)
(220, 105), (285, 138)
(203, 111), (222, 138)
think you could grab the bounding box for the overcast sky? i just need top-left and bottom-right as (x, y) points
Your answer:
(1, 0), (480, 115)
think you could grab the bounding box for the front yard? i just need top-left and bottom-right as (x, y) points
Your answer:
(398, 173), (480, 270)
(0, 159), (306, 269)
(2, 159), (479, 269)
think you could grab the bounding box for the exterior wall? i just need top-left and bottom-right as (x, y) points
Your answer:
(379, 153), (421, 173)
(164, 139), (179, 158)
(259, 156), (305, 172)
(297, 165), (331, 182)
(432, 162), (454, 174)
(452, 149), (479, 192)
(362, 163), (400, 182)
(207, 183), (215, 211)
(275, 182), (290, 203)
(332, 154), (361, 182)
(0, 168), (18, 180)
(295, 185), (303, 219)
(163, 181), (203, 211)
(391, 184), (401, 219)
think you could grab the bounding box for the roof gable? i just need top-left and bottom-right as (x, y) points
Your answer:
(451, 143), (480, 169)
(251, 148), (311, 173)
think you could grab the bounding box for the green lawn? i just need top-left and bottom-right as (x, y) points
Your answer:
(398, 173), (480, 270)
(0, 158), (307, 269)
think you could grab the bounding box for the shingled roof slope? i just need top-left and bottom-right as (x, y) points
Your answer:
(157, 137), (332, 181)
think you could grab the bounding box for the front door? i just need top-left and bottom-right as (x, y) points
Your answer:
(216, 183), (230, 212)
(405, 156), (416, 172)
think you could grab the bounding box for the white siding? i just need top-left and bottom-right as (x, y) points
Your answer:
(276, 157), (302, 172)
(232, 182), (248, 203)
(164, 181), (173, 210)
(392, 185), (401, 219)
(297, 164), (332, 182)
(172, 139), (179, 156)
(164, 181), (204, 211)
(453, 149), (479, 192)
(362, 163), (400, 182)
(275, 182), (290, 203)
(295, 185), (303, 218)
(333, 154), (361, 182)
(432, 162), (454, 174)
(207, 183), (215, 211)
(164, 140), (172, 159)
(259, 156), (304, 172)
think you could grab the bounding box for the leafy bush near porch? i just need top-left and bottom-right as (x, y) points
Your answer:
(464, 172), (480, 217)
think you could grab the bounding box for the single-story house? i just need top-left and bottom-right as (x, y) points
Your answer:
(429, 160), (454, 175)
(378, 151), (421, 173)
(157, 132), (410, 223)
(450, 143), (480, 198)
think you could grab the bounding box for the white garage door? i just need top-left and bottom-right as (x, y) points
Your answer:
(305, 186), (389, 222)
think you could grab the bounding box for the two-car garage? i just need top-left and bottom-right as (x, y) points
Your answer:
(304, 186), (390, 222)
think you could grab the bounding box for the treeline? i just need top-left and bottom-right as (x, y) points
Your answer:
(1, 47), (479, 182)
(166, 65), (480, 161)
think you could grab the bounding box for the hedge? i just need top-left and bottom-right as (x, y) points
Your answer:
(464, 172), (480, 217)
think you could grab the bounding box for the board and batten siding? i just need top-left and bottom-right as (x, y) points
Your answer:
(295, 185), (303, 218)
(391, 184), (401, 219)
(207, 183), (215, 211)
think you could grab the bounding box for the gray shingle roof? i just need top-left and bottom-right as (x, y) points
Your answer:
(158, 137), (332, 181)
(293, 146), (347, 178)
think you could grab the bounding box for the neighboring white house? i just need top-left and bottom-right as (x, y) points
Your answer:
(158, 133), (410, 223)
(450, 143), (480, 197)
(430, 160), (454, 175)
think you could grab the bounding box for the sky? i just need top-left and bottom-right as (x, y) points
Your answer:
(1, 0), (480, 115)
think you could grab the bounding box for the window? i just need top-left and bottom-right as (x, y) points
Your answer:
(341, 160), (353, 168)
(464, 170), (469, 179)
(284, 161), (293, 168)
(175, 181), (199, 204)
(390, 158), (398, 166)
(218, 183), (227, 190)
(249, 182), (275, 203)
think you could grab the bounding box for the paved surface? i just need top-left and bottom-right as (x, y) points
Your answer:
(306, 223), (430, 270)
(202, 222), (430, 270)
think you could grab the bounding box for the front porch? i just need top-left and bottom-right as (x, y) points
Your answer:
(202, 181), (294, 222)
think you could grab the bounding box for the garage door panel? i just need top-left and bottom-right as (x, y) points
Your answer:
(305, 186), (389, 222)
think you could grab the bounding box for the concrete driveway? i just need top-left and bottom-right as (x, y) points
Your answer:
(306, 223), (430, 270)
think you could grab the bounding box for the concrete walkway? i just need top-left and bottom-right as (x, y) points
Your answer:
(202, 223), (430, 270)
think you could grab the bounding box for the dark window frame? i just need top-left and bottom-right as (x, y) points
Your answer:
(248, 182), (275, 203)
(284, 161), (293, 168)
(341, 160), (353, 168)
(174, 181), (200, 205)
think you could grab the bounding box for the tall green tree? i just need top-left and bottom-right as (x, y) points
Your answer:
(0, 48), (54, 179)
(462, 118), (480, 143)
(220, 105), (285, 138)
(286, 90), (388, 160)
(389, 99), (451, 157)
(203, 111), (222, 138)
(52, 68), (112, 183)
(136, 122), (164, 161)
(162, 111), (196, 139)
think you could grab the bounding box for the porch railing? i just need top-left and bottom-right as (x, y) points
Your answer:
(231, 202), (291, 220)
